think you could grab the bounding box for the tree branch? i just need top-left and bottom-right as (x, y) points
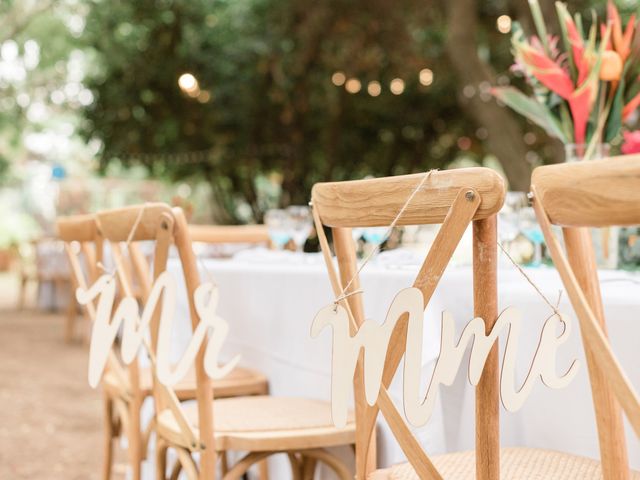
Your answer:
(443, 0), (533, 190)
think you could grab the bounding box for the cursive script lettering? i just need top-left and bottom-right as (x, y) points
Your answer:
(76, 271), (239, 388)
(311, 287), (579, 428)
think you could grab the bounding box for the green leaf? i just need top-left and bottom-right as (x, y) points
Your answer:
(555, 2), (576, 79)
(606, 77), (625, 142)
(493, 87), (569, 143)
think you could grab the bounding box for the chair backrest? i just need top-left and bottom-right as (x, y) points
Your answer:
(311, 168), (505, 479)
(531, 156), (640, 479)
(56, 213), (129, 390)
(94, 203), (218, 478)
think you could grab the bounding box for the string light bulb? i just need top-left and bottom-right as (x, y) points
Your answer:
(390, 78), (405, 95)
(367, 81), (381, 97)
(419, 68), (434, 86)
(345, 78), (362, 94)
(331, 71), (346, 86)
(497, 15), (512, 34)
(178, 73), (199, 94)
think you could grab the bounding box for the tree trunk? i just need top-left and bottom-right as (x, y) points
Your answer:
(444, 0), (532, 191)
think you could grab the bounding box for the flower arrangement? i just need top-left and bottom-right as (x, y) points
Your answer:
(493, 0), (640, 160)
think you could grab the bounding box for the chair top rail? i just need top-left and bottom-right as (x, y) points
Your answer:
(532, 155), (640, 227)
(311, 167), (505, 227)
(189, 224), (269, 244)
(56, 214), (99, 242)
(95, 203), (175, 242)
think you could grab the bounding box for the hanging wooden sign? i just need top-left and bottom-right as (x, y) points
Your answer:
(311, 287), (579, 428)
(76, 271), (240, 388)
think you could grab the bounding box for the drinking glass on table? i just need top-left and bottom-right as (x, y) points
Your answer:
(520, 206), (544, 267)
(286, 205), (313, 252)
(499, 192), (527, 245)
(265, 209), (291, 250)
(362, 227), (388, 256)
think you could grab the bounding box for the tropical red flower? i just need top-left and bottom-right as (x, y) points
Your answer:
(608, 0), (636, 62)
(621, 130), (640, 154)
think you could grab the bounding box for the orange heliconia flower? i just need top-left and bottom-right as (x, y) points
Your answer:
(607, 0), (636, 62)
(600, 50), (623, 81)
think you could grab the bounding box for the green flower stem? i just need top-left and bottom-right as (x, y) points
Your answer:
(529, 0), (550, 55)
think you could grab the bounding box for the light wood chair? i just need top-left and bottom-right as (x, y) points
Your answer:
(311, 167), (639, 480)
(56, 213), (269, 480)
(93, 203), (355, 480)
(531, 156), (640, 480)
(18, 236), (78, 340)
(189, 224), (270, 245)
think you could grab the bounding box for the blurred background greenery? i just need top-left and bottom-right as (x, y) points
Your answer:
(0, 0), (625, 225)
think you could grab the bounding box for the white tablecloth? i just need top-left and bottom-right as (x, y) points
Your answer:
(163, 250), (640, 477)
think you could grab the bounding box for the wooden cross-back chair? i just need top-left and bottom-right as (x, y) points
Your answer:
(57, 211), (269, 480)
(311, 168), (504, 480)
(95, 203), (356, 480)
(531, 156), (640, 480)
(57, 213), (149, 480)
(311, 167), (634, 480)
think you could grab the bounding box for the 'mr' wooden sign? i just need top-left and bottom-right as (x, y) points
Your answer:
(77, 272), (239, 388)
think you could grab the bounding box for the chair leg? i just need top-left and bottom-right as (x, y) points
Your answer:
(18, 276), (27, 310)
(287, 453), (303, 480)
(127, 401), (143, 480)
(298, 449), (351, 480)
(258, 458), (269, 480)
(102, 396), (115, 480)
(65, 293), (76, 343)
(301, 457), (317, 480)
(156, 438), (168, 480)
(223, 452), (272, 480)
(220, 450), (229, 475)
(169, 460), (182, 480)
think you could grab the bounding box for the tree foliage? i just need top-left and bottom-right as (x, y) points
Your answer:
(81, 0), (598, 222)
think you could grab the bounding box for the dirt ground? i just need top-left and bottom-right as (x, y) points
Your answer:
(0, 273), (126, 479)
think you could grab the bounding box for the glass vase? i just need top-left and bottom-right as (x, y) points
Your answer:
(564, 143), (610, 162)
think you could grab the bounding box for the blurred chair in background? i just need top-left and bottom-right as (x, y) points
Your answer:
(96, 204), (353, 480)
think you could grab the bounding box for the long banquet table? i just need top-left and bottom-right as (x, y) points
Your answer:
(164, 249), (640, 477)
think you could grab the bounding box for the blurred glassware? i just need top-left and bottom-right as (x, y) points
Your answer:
(362, 226), (388, 256)
(497, 191), (528, 265)
(618, 227), (640, 269)
(362, 227), (387, 245)
(400, 224), (440, 259)
(286, 205), (313, 252)
(519, 206), (544, 267)
(264, 209), (291, 250)
(499, 192), (527, 243)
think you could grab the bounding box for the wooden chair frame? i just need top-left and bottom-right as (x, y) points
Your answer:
(311, 168), (505, 479)
(95, 204), (350, 480)
(57, 214), (150, 480)
(531, 156), (640, 480)
(188, 224), (270, 245)
(18, 236), (79, 340)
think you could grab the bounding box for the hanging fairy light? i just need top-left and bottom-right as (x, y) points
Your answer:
(497, 15), (512, 34)
(178, 73), (200, 97)
(390, 78), (405, 95)
(331, 71), (346, 86)
(419, 68), (434, 86)
(367, 81), (382, 97)
(345, 78), (362, 94)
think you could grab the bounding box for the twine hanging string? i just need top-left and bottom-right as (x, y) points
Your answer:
(95, 202), (148, 278)
(321, 170), (564, 319)
(94, 202), (220, 288)
(497, 240), (563, 314)
(333, 169), (437, 305)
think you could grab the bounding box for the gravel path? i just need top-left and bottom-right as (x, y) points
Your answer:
(0, 305), (124, 479)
